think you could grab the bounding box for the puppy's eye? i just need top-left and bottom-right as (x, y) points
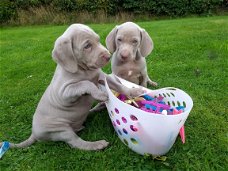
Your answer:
(132, 39), (138, 44)
(84, 43), (92, 49)
(117, 38), (122, 42)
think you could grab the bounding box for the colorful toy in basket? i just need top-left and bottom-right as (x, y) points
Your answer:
(99, 75), (193, 156)
(113, 91), (186, 144)
(113, 92), (186, 116)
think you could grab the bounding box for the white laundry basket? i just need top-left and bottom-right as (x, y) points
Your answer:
(102, 76), (193, 156)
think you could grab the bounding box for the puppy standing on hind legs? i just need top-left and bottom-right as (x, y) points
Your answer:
(0, 24), (144, 152)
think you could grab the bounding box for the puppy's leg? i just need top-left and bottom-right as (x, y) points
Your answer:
(50, 129), (109, 150)
(89, 102), (106, 113)
(139, 75), (148, 88)
(141, 68), (158, 87)
(61, 80), (108, 102)
(74, 126), (85, 132)
(104, 74), (144, 97)
(147, 76), (158, 87)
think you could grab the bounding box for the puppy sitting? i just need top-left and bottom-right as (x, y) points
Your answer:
(106, 22), (158, 87)
(1, 24), (143, 150)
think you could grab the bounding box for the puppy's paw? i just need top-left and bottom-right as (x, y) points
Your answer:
(93, 91), (108, 102)
(82, 140), (109, 151)
(148, 80), (158, 87)
(92, 140), (109, 150)
(128, 87), (145, 97)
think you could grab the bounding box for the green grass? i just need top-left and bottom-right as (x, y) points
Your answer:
(0, 16), (228, 170)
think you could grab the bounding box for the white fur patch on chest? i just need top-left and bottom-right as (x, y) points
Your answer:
(128, 70), (133, 76)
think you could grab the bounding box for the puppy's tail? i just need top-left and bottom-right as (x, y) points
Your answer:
(1, 134), (36, 148)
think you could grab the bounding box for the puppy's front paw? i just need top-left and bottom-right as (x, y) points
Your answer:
(93, 91), (108, 102)
(128, 87), (145, 97)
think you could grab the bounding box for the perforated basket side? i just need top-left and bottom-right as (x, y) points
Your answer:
(149, 87), (193, 113)
(101, 76), (193, 156)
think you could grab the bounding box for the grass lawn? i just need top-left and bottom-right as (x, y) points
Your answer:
(0, 16), (228, 170)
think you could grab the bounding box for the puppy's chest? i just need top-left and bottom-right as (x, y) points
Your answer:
(116, 62), (142, 76)
(78, 71), (99, 85)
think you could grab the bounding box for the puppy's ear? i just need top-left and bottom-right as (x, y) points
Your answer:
(52, 36), (78, 73)
(106, 26), (118, 53)
(140, 29), (154, 57)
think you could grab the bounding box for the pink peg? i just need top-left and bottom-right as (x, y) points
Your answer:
(118, 94), (127, 101)
(179, 126), (185, 144)
(141, 100), (170, 110)
(173, 108), (182, 115)
(173, 109), (185, 143)
(140, 107), (153, 113)
(157, 95), (164, 101)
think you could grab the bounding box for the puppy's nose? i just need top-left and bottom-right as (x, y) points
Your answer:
(120, 50), (130, 60)
(101, 52), (111, 62)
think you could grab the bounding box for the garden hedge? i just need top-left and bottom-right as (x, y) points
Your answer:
(0, 0), (226, 24)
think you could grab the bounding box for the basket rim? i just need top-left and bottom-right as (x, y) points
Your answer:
(103, 76), (193, 118)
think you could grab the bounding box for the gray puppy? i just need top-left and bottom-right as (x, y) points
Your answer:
(1, 24), (143, 150)
(106, 22), (157, 87)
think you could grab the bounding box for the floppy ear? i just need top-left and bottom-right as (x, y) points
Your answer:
(140, 29), (154, 57)
(52, 36), (78, 73)
(105, 26), (118, 53)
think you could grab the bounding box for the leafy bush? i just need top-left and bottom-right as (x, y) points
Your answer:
(77, 0), (119, 15)
(0, 0), (225, 24)
(122, 0), (223, 16)
(14, 0), (46, 9)
(0, 0), (16, 23)
(188, 0), (223, 14)
(52, 0), (77, 12)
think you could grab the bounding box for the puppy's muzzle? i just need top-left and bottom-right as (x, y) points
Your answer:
(101, 52), (111, 62)
(120, 50), (130, 60)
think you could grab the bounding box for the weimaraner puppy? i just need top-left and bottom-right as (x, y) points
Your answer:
(1, 24), (144, 151)
(90, 22), (157, 113)
(106, 22), (158, 87)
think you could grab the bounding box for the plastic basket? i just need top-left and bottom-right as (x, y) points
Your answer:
(101, 75), (193, 156)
